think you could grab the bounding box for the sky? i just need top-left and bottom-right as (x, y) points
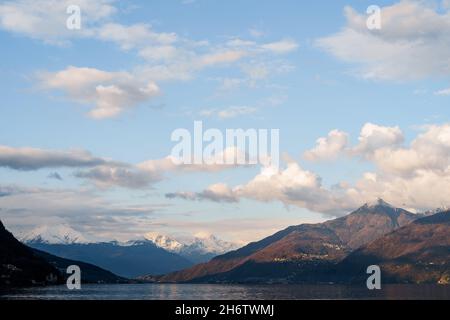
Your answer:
(1, 0), (450, 244)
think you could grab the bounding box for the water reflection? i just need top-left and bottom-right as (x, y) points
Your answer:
(1, 284), (449, 300)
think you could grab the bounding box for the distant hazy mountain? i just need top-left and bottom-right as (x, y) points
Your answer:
(21, 225), (235, 277)
(160, 199), (421, 283)
(337, 210), (450, 284)
(24, 238), (194, 278)
(145, 232), (238, 263)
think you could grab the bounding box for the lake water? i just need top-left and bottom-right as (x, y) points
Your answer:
(1, 284), (450, 300)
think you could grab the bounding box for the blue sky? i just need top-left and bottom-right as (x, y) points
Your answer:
(1, 0), (450, 243)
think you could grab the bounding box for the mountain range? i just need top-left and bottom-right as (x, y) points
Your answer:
(20, 226), (237, 278)
(19, 224), (89, 245)
(337, 210), (450, 284)
(25, 240), (193, 279)
(159, 199), (445, 284)
(145, 232), (238, 263)
(0, 220), (124, 286)
(2, 198), (449, 286)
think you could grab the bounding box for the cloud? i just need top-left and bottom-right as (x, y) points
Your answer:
(260, 39), (299, 54)
(74, 165), (162, 189)
(170, 122), (450, 214)
(220, 38), (299, 57)
(0, 184), (165, 242)
(351, 167), (450, 211)
(369, 124), (450, 176)
(0, 1), (177, 50)
(138, 45), (178, 62)
(0, 144), (163, 189)
(1, 1), (299, 118)
(73, 147), (253, 189)
(47, 172), (63, 181)
(214, 61), (294, 92)
(0, 145), (108, 170)
(352, 122), (404, 155)
(249, 28), (264, 38)
(36, 42), (295, 117)
(1, 183), (308, 244)
(304, 123), (403, 161)
(124, 31), (297, 81)
(435, 87), (450, 96)
(316, 1), (450, 81)
(181, 0), (197, 4)
(0, 0), (116, 44)
(0, 142), (251, 189)
(38, 66), (160, 118)
(166, 183), (238, 203)
(200, 106), (257, 119)
(136, 39), (298, 82)
(168, 163), (356, 215)
(156, 215), (319, 246)
(307, 123), (449, 179)
(217, 106), (257, 119)
(165, 191), (196, 201)
(226, 38), (256, 47)
(0, 185), (27, 198)
(198, 50), (247, 67)
(304, 130), (349, 161)
(138, 147), (252, 174)
(97, 23), (177, 50)
(233, 163), (356, 214)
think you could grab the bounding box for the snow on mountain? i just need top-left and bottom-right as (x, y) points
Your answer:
(422, 206), (450, 216)
(20, 225), (89, 244)
(144, 231), (238, 256)
(364, 199), (450, 217)
(145, 232), (184, 252)
(364, 198), (396, 209)
(20, 224), (238, 257)
(187, 232), (238, 255)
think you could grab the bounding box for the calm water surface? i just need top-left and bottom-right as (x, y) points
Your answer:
(1, 284), (450, 300)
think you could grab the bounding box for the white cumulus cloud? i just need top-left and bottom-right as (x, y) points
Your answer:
(317, 1), (450, 81)
(304, 130), (349, 161)
(38, 66), (160, 119)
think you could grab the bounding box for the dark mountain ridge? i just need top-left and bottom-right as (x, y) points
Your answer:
(33, 249), (128, 284)
(0, 220), (61, 287)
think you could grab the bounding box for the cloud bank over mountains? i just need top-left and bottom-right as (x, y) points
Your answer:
(2, 122), (450, 218)
(168, 123), (450, 215)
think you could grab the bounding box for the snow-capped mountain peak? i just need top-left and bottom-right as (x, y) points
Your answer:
(144, 231), (238, 256)
(189, 233), (237, 255)
(422, 206), (450, 216)
(144, 232), (184, 252)
(20, 225), (89, 244)
(364, 198), (395, 209)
